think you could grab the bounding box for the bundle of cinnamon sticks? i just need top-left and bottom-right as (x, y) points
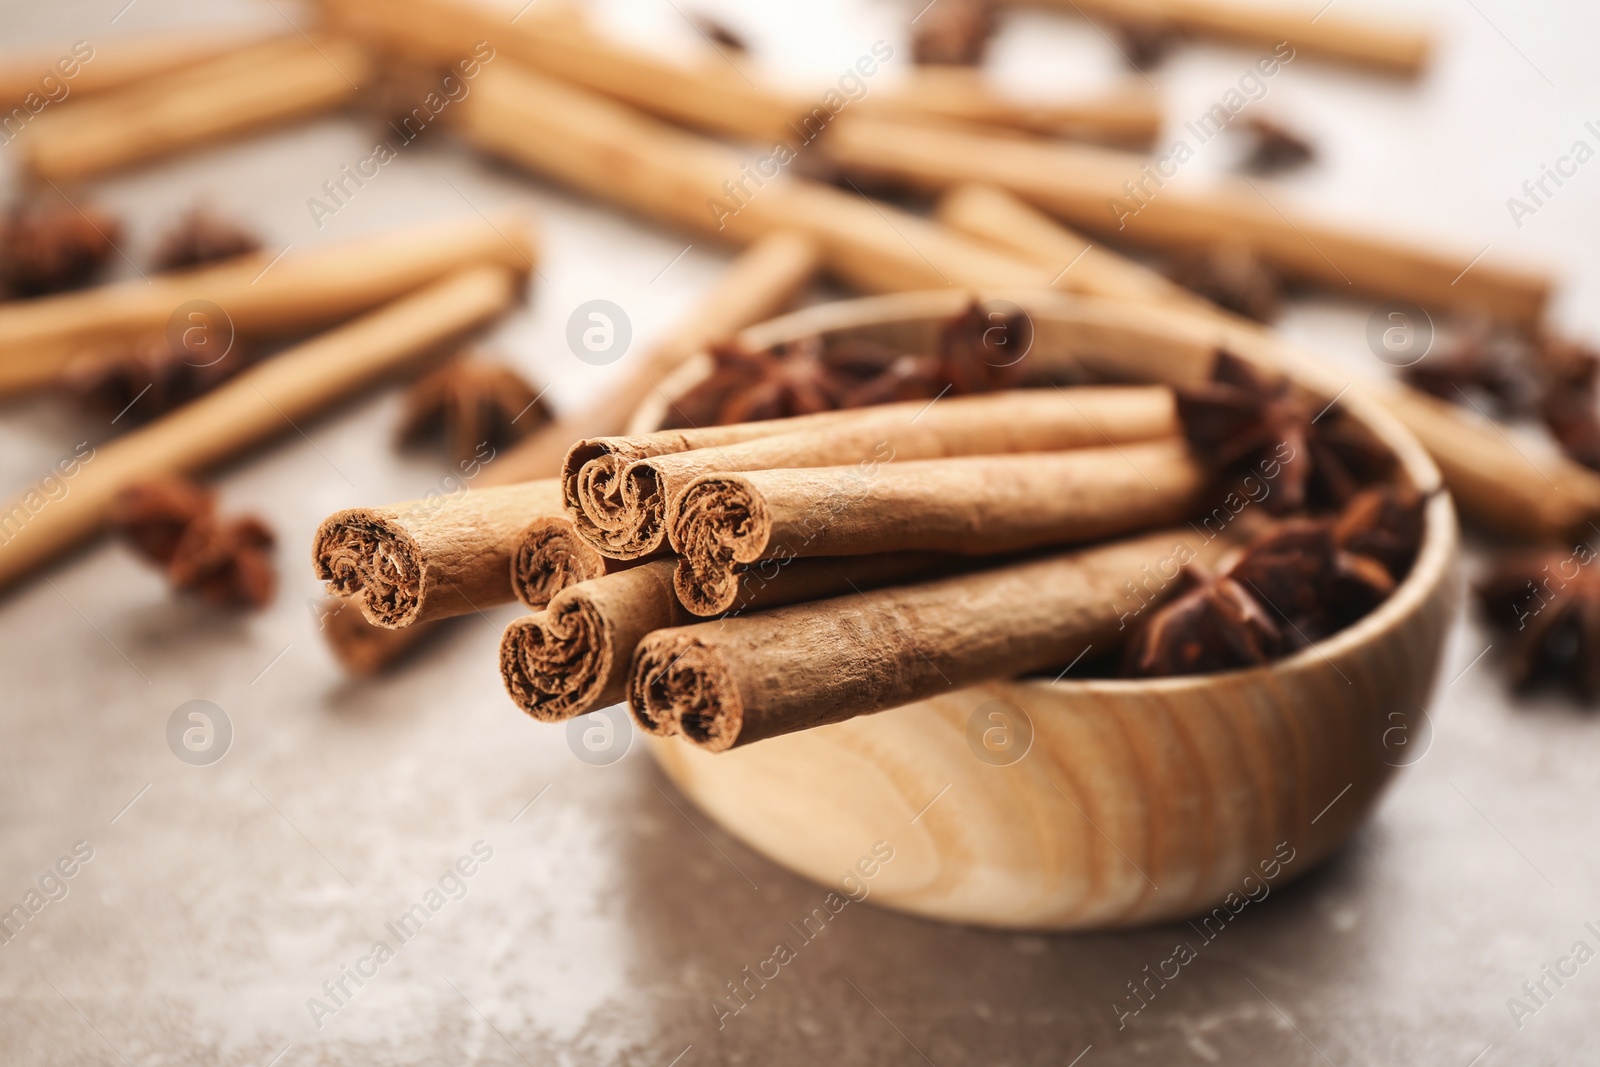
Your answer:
(312, 299), (1423, 748)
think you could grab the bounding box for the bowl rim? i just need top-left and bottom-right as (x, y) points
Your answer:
(636, 287), (1458, 696)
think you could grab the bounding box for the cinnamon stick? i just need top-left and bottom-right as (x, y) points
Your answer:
(313, 479), (563, 628)
(1016, 0), (1432, 76)
(330, 0), (1158, 145)
(509, 516), (613, 611)
(0, 30), (272, 112)
(316, 235), (819, 674)
(502, 553), (945, 721)
(456, 62), (1055, 294)
(319, 596), (436, 676)
(628, 527), (1229, 750)
(22, 36), (369, 181)
(0, 266), (517, 594)
(668, 439), (1206, 615)
(942, 183), (1600, 541)
(861, 69), (1160, 147)
(569, 386), (1179, 559)
(821, 116), (1551, 325)
(0, 211), (536, 396)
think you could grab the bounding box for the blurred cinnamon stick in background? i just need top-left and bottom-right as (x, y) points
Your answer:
(0, 266), (518, 593)
(943, 183), (1600, 542)
(821, 116), (1551, 325)
(0, 30), (271, 112)
(327, 0), (1161, 145)
(0, 212), (535, 395)
(1015, 0), (1432, 75)
(22, 35), (368, 181)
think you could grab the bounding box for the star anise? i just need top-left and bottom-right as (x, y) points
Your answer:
(150, 206), (261, 272)
(1167, 243), (1284, 322)
(1123, 564), (1283, 675)
(1125, 486), (1421, 676)
(397, 356), (550, 464)
(1177, 350), (1394, 513)
(689, 12), (748, 52)
(912, 0), (995, 65)
(1401, 322), (1535, 416)
(1114, 18), (1181, 69)
(62, 333), (254, 425)
(1477, 547), (1600, 700)
(937, 299), (1031, 394)
(1534, 338), (1600, 472)
(0, 196), (122, 297)
(1237, 116), (1316, 175)
(110, 477), (276, 609)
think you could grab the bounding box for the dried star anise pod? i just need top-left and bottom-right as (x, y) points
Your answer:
(1401, 322), (1535, 416)
(62, 333), (254, 426)
(912, 0), (995, 65)
(150, 206), (261, 272)
(1237, 116), (1316, 175)
(110, 477), (276, 609)
(397, 356), (549, 464)
(1178, 350), (1394, 513)
(0, 196), (122, 297)
(110, 478), (215, 566)
(1114, 18), (1181, 70)
(689, 12), (748, 52)
(1122, 564), (1283, 676)
(1124, 487), (1420, 677)
(1533, 338), (1600, 472)
(167, 511), (276, 609)
(936, 300), (1031, 394)
(1167, 243), (1284, 322)
(1477, 547), (1600, 700)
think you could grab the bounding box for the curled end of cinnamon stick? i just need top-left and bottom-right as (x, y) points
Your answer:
(312, 509), (425, 628)
(510, 516), (608, 609)
(499, 601), (615, 722)
(564, 442), (667, 559)
(669, 473), (772, 616)
(628, 633), (743, 751)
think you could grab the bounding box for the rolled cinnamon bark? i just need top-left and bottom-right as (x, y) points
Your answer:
(629, 528), (1230, 751)
(1015, 0), (1432, 76)
(941, 183), (1600, 541)
(314, 479), (563, 628)
(570, 386), (1179, 559)
(0, 266), (517, 594)
(457, 62), (1055, 295)
(501, 553), (946, 721)
(509, 515), (611, 610)
(861, 70), (1160, 147)
(0, 211), (536, 395)
(0, 30), (273, 111)
(22, 36), (369, 181)
(821, 116), (1550, 325)
(668, 439), (1205, 615)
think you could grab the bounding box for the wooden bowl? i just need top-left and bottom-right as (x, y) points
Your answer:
(634, 290), (1459, 930)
